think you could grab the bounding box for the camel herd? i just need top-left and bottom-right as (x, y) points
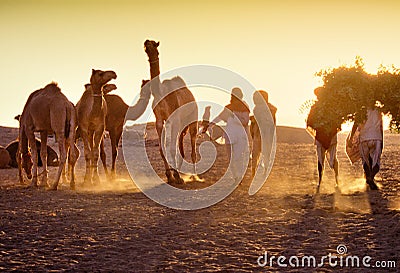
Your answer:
(13, 40), (201, 190)
(6, 39), (277, 190)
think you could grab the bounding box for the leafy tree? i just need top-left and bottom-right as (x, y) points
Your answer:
(306, 57), (400, 133)
(375, 65), (400, 131)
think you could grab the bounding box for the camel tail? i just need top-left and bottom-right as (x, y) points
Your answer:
(65, 120), (71, 138)
(65, 108), (71, 139)
(20, 126), (29, 156)
(75, 127), (81, 142)
(66, 102), (77, 141)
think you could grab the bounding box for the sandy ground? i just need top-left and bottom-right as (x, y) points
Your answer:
(0, 125), (399, 272)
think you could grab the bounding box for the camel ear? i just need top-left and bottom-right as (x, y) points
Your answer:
(156, 41), (160, 47)
(14, 114), (21, 121)
(92, 69), (95, 74)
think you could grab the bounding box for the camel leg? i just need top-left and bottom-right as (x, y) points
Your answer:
(50, 135), (67, 190)
(110, 129), (122, 181)
(91, 131), (103, 184)
(68, 142), (79, 190)
(189, 122), (198, 176)
(109, 130), (117, 180)
(178, 131), (185, 169)
(17, 144), (24, 184)
(170, 123), (183, 184)
(39, 131), (49, 188)
(156, 120), (174, 183)
(100, 139), (108, 178)
(62, 146), (68, 184)
(62, 143), (72, 184)
(27, 132), (39, 187)
(80, 129), (92, 185)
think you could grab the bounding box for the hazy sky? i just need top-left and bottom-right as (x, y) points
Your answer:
(1, 0), (400, 128)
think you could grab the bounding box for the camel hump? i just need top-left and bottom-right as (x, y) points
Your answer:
(162, 76), (187, 93)
(41, 82), (64, 98)
(104, 94), (128, 113)
(44, 82), (60, 91)
(64, 106), (71, 138)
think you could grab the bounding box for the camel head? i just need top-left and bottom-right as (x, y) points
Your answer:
(102, 84), (117, 95)
(22, 152), (33, 179)
(144, 40), (160, 60)
(90, 69), (117, 94)
(140, 79), (151, 97)
(138, 79), (153, 100)
(84, 83), (117, 95)
(141, 79), (150, 88)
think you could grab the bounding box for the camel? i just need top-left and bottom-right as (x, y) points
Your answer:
(97, 80), (151, 179)
(0, 146), (11, 168)
(78, 80), (150, 180)
(11, 115), (59, 168)
(144, 40), (198, 184)
(79, 83), (122, 179)
(6, 139), (59, 168)
(76, 69), (117, 184)
(100, 84), (125, 179)
(17, 82), (78, 190)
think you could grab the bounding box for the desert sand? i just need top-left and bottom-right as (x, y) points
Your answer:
(0, 125), (398, 272)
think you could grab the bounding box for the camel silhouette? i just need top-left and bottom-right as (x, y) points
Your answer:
(76, 69), (117, 185)
(17, 82), (78, 190)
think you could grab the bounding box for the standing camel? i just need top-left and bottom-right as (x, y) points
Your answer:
(76, 69), (117, 184)
(17, 82), (78, 190)
(81, 83), (121, 179)
(99, 80), (151, 179)
(100, 84), (123, 179)
(144, 40), (198, 184)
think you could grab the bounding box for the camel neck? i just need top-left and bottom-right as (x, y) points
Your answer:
(147, 57), (162, 98)
(90, 82), (102, 95)
(90, 83), (103, 116)
(150, 78), (162, 100)
(148, 58), (160, 79)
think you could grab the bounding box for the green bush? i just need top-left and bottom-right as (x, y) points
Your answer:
(306, 57), (400, 133)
